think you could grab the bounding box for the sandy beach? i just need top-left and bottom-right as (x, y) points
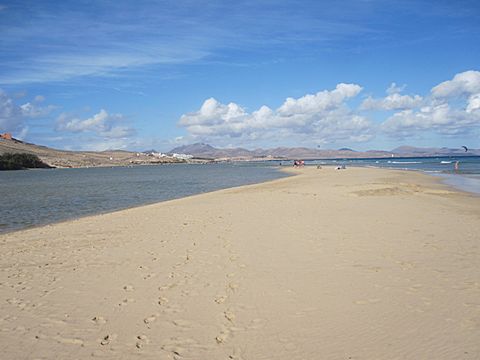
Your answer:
(1, 166), (479, 359)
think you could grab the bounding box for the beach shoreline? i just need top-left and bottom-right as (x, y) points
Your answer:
(1, 166), (479, 359)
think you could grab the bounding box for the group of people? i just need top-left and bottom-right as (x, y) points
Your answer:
(293, 160), (305, 167)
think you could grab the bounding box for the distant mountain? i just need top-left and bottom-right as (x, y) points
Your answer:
(169, 143), (480, 160)
(392, 146), (479, 156)
(170, 144), (391, 159)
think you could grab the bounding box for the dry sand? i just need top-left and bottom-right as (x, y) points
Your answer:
(1, 167), (479, 359)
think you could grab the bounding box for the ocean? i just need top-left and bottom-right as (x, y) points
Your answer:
(0, 163), (289, 234)
(301, 155), (480, 195)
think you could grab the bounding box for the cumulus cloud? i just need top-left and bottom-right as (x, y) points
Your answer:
(0, 89), (53, 136)
(382, 102), (480, 137)
(20, 102), (55, 117)
(0, 90), (22, 130)
(56, 109), (135, 139)
(467, 93), (480, 113)
(431, 70), (480, 98)
(361, 83), (423, 110)
(382, 71), (480, 137)
(179, 84), (373, 146)
(278, 83), (362, 115)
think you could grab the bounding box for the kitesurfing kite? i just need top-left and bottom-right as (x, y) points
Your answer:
(462, 145), (468, 152)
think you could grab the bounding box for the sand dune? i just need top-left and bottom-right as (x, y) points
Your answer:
(1, 167), (479, 359)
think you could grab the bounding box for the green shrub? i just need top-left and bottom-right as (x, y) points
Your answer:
(0, 153), (52, 170)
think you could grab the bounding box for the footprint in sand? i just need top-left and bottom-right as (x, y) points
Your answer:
(54, 336), (84, 345)
(144, 314), (159, 326)
(228, 353), (245, 360)
(224, 310), (236, 322)
(92, 316), (107, 324)
(215, 328), (230, 344)
(100, 334), (117, 346)
(123, 285), (134, 291)
(158, 296), (169, 305)
(143, 273), (156, 280)
(136, 334), (149, 349)
(159, 283), (177, 291)
(161, 337), (206, 357)
(119, 298), (135, 307)
(227, 283), (239, 292)
(172, 319), (193, 328)
(215, 295), (228, 304)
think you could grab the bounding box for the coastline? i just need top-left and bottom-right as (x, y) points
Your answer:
(1, 167), (479, 359)
(0, 163), (291, 234)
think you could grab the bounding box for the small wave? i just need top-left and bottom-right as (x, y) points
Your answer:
(440, 161), (452, 164)
(388, 161), (422, 164)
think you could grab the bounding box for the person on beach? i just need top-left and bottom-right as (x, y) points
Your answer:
(454, 161), (459, 172)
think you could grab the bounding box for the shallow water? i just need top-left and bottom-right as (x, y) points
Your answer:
(300, 156), (480, 195)
(0, 163), (288, 234)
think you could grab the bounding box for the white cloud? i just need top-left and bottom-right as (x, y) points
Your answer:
(0, 89), (53, 135)
(386, 82), (406, 95)
(20, 102), (55, 117)
(431, 70), (480, 98)
(179, 83), (373, 146)
(56, 109), (135, 139)
(361, 83), (423, 110)
(0, 90), (22, 131)
(57, 109), (109, 132)
(362, 93), (423, 111)
(382, 71), (480, 138)
(278, 83), (362, 115)
(382, 101), (480, 137)
(467, 93), (480, 113)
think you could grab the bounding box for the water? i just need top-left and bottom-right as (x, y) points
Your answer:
(0, 163), (289, 234)
(301, 156), (480, 195)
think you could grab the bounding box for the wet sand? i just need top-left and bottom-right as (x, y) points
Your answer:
(1, 167), (479, 359)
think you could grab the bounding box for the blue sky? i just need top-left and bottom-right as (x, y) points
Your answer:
(1, 0), (479, 151)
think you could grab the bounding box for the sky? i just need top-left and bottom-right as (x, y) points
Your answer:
(0, 0), (479, 152)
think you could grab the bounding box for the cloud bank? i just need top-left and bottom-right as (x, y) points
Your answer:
(179, 70), (480, 147)
(382, 70), (480, 137)
(179, 84), (372, 146)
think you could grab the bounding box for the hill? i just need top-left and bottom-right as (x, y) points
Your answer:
(0, 137), (182, 168)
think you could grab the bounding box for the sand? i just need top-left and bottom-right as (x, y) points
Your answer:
(1, 166), (480, 359)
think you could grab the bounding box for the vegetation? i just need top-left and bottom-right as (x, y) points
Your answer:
(0, 153), (52, 170)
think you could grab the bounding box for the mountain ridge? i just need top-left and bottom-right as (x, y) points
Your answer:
(170, 143), (480, 159)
